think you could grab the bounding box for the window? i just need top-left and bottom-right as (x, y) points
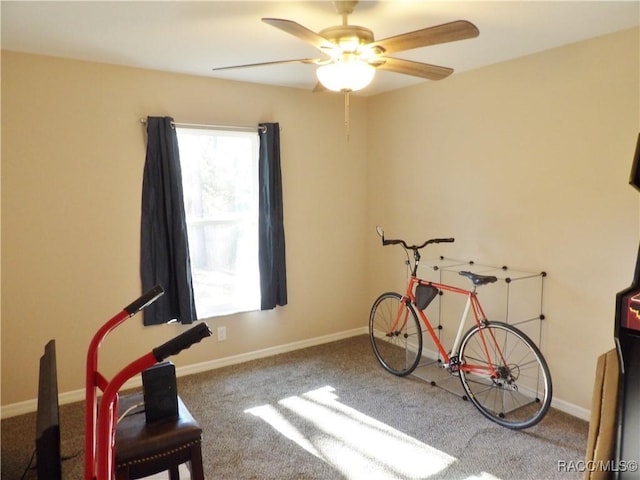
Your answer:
(176, 128), (260, 318)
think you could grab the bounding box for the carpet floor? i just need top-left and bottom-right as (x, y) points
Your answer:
(2, 335), (588, 479)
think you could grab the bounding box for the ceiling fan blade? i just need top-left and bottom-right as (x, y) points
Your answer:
(212, 58), (321, 72)
(376, 57), (453, 81)
(262, 18), (338, 53)
(371, 20), (479, 55)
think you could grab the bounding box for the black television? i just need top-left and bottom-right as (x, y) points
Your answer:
(630, 132), (640, 192)
(35, 339), (62, 480)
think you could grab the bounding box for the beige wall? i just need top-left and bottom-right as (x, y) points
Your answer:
(366, 27), (640, 413)
(1, 52), (369, 406)
(2, 26), (639, 415)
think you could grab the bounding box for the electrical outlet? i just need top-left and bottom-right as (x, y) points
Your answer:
(217, 326), (227, 341)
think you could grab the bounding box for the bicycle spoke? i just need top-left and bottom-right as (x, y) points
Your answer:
(369, 293), (422, 376)
(459, 322), (552, 429)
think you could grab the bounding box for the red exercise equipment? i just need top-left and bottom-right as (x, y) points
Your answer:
(84, 286), (211, 480)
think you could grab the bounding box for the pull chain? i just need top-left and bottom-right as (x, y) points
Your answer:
(344, 90), (350, 142)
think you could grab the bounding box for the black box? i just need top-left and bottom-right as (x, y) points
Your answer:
(142, 362), (178, 425)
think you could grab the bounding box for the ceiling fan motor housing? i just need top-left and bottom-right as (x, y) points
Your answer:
(319, 25), (375, 53)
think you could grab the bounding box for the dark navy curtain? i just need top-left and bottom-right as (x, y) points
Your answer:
(259, 123), (288, 310)
(140, 116), (197, 325)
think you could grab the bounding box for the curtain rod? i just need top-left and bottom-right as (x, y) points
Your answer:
(140, 118), (266, 133)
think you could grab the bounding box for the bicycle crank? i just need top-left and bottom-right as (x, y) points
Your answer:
(444, 355), (461, 374)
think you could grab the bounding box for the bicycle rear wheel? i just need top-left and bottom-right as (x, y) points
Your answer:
(458, 321), (552, 429)
(369, 292), (422, 376)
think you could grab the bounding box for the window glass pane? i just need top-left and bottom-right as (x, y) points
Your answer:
(177, 128), (260, 318)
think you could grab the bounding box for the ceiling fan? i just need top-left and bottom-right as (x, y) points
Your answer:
(212, 1), (479, 94)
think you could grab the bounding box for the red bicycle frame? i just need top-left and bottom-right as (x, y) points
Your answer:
(397, 275), (505, 378)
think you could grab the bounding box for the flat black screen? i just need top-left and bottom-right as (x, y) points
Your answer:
(630, 133), (640, 192)
(35, 340), (62, 480)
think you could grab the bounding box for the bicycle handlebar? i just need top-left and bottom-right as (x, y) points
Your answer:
(376, 226), (454, 250)
(382, 237), (455, 249)
(153, 322), (213, 362)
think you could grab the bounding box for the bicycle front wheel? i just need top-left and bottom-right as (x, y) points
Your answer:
(369, 292), (422, 376)
(458, 321), (552, 429)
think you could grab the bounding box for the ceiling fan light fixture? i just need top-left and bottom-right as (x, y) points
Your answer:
(316, 57), (375, 92)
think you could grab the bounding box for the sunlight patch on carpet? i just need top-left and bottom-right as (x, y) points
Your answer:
(463, 473), (502, 480)
(246, 386), (457, 479)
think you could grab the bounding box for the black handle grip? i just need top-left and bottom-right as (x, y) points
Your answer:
(124, 285), (164, 316)
(153, 323), (212, 362)
(382, 239), (403, 246)
(434, 238), (455, 244)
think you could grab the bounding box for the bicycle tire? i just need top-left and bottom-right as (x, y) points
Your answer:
(369, 292), (422, 376)
(458, 321), (552, 429)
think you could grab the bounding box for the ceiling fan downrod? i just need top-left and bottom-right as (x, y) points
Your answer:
(334, 1), (358, 20)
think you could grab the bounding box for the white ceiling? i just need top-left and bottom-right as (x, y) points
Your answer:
(2, 1), (639, 96)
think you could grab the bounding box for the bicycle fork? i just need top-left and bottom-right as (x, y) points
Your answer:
(387, 302), (410, 338)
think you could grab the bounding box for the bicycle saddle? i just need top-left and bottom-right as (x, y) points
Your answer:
(459, 271), (498, 286)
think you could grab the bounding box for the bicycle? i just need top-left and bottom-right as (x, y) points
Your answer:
(369, 226), (552, 429)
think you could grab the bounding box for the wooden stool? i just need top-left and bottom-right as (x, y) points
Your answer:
(115, 392), (204, 480)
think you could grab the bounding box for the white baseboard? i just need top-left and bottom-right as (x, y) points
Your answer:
(1, 325), (591, 422)
(1, 327), (368, 419)
(1, 399), (35, 420)
(551, 397), (590, 421)
(176, 326), (369, 378)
